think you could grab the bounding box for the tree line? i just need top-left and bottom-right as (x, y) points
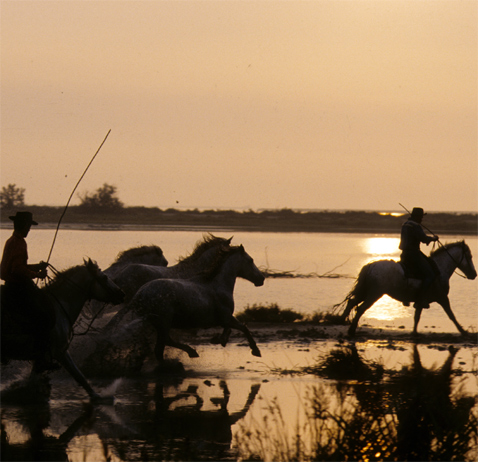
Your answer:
(0, 183), (123, 210)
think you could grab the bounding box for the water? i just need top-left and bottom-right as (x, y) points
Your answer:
(1, 229), (477, 461)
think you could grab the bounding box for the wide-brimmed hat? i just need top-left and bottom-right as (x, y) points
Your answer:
(411, 207), (426, 219)
(9, 211), (38, 226)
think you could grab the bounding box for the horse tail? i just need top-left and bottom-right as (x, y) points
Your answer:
(333, 262), (373, 321)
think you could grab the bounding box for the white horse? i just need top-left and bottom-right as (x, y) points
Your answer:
(338, 241), (476, 336)
(129, 244), (264, 364)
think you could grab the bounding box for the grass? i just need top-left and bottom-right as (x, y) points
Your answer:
(236, 303), (345, 326)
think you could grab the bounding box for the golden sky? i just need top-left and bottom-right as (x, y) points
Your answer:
(1, 0), (476, 212)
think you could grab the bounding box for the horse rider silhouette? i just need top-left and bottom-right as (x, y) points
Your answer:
(1, 212), (53, 362)
(399, 207), (439, 309)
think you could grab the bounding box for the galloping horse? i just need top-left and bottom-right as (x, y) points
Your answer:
(102, 234), (232, 331)
(129, 244), (264, 363)
(338, 241), (476, 336)
(113, 234), (232, 301)
(1, 259), (125, 401)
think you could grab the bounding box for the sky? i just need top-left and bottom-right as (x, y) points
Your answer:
(1, 0), (477, 213)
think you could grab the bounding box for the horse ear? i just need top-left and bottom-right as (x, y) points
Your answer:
(239, 244), (244, 252)
(227, 237), (233, 244)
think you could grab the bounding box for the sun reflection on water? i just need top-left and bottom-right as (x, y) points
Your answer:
(363, 295), (410, 321)
(363, 237), (400, 257)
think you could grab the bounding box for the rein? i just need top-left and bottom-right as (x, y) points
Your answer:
(433, 241), (467, 279)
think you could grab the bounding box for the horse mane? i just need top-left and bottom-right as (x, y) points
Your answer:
(44, 260), (99, 291)
(113, 245), (164, 265)
(177, 233), (231, 265)
(430, 240), (467, 258)
(197, 245), (243, 281)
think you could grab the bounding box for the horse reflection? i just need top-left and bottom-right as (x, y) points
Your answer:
(306, 343), (476, 461)
(152, 379), (261, 448)
(392, 345), (475, 461)
(1, 396), (95, 462)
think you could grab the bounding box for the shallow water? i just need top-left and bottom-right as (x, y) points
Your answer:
(1, 229), (477, 461)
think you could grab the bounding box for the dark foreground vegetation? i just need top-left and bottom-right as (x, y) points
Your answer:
(1, 205), (476, 234)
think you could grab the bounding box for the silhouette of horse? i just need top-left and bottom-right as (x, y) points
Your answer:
(129, 244), (264, 363)
(113, 234), (232, 302)
(337, 241), (477, 336)
(104, 245), (169, 279)
(1, 259), (125, 402)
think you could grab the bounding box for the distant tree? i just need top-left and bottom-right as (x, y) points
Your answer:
(0, 184), (25, 208)
(78, 183), (124, 210)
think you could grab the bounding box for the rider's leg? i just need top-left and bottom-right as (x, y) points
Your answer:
(413, 256), (436, 309)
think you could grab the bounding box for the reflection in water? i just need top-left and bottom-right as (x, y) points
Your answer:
(236, 344), (477, 462)
(1, 376), (260, 462)
(363, 295), (410, 322)
(363, 237), (400, 257)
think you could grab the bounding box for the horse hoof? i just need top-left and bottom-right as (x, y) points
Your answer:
(189, 351), (200, 358)
(251, 349), (261, 357)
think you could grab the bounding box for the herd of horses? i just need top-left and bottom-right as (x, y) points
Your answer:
(1, 234), (476, 402)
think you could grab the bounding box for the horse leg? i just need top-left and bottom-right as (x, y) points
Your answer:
(413, 307), (423, 335)
(164, 334), (199, 358)
(228, 316), (261, 357)
(152, 325), (199, 360)
(211, 327), (232, 347)
(438, 297), (468, 336)
(56, 351), (109, 403)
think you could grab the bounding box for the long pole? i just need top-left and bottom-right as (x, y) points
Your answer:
(46, 129), (112, 264)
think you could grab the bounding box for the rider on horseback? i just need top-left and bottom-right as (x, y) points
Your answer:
(1, 212), (53, 356)
(399, 207), (439, 309)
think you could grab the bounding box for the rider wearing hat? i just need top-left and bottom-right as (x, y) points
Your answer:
(1, 212), (52, 336)
(399, 207), (439, 309)
(1, 212), (48, 283)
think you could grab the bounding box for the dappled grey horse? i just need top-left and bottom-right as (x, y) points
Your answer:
(102, 234), (232, 332)
(338, 241), (476, 336)
(129, 244), (264, 363)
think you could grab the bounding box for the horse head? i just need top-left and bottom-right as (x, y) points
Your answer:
(236, 245), (265, 287)
(84, 258), (125, 304)
(459, 242), (477, 280)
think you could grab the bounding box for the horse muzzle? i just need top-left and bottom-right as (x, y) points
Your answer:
(254, 276), (265, 287)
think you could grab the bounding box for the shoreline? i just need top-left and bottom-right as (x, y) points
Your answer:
(1, 206), (476, 235)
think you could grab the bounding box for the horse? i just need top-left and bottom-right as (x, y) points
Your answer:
(104, 244), (169, 279)
(128, 244), (264, 364)
(337, 241), (477, 337)
(112, 234), (232, 302)
(1, 259), (125, 402)
(101, 234), (232, 331)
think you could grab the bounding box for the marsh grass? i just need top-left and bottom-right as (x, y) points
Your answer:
(236, 303), (343, 325)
